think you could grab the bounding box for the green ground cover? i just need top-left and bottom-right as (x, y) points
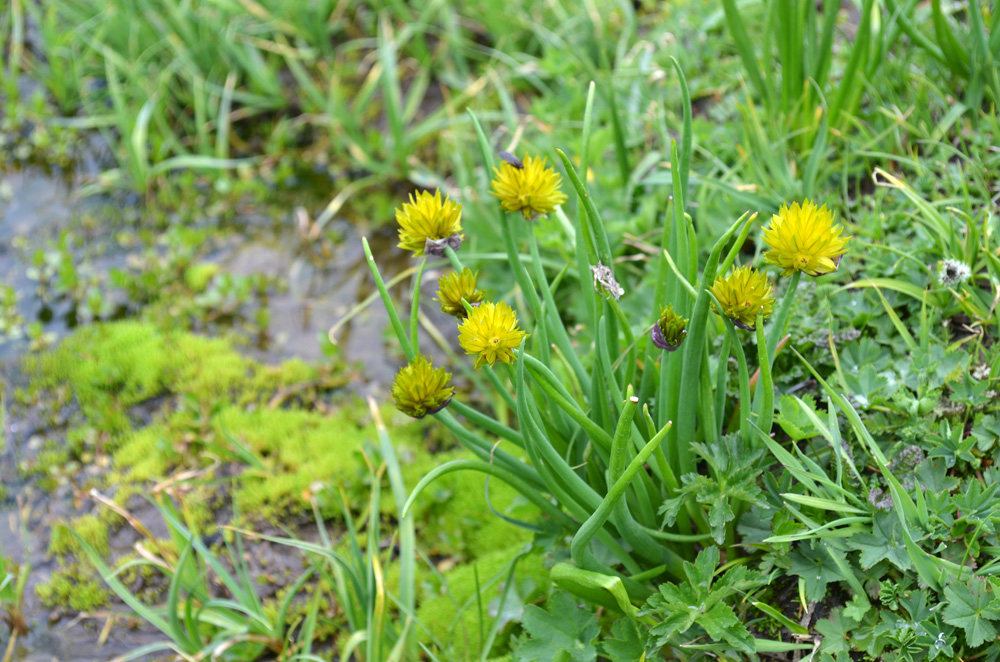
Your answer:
(1, 0), (1000, 660)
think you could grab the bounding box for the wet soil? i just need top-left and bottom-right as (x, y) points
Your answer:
(0, 160), (445, 659)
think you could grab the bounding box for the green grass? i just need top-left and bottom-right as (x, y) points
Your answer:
(5, 0), (1000, 659)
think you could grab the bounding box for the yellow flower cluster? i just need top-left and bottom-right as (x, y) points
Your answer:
(457, 301), (528, 368)
(395, 189), (463, 256)
(701, 199), (849, 330)
(762, 200), (850, 276)
(490, 154), (567, 220)
(391, 356), (454, 418)
(709, 265), (775, 331)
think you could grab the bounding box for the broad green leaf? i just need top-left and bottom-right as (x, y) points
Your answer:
(601, 619), (646, 662)
(815, 608), (856, 654)
(942, 581), (1000, 648)
(515, 591), (600, 662)
(846, 511), (912, 571)
(788, 541), (842, 602)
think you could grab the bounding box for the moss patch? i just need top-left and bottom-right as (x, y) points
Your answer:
(416, 546), (547, 660)
(26, 319), (553, 654)
(36, 562), (110, 611)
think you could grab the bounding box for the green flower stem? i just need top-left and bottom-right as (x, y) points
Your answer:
(571, 419), (685, 581)
(670, 141), (691, 290)
(715, 332), (732, 432)
(363, 237), (414, 361)
(597, 318), (624, 410)
(433, 409), (541, 488)
(517, 366), (651, 570)
(512, 358), (602, 515)
(670, 57), (693, 205)
(604, 295), (636, 390)
(675, 212), (753, 475)
(641, 404), (679, 495)
(548, 341), (585, 402)
(525, 360), (613, 455)
(527, 230), (590, 390)
(409, 257), (427, 351)
(608, 388), (638, 484)
(766, 269), (801, 366)
(556, 149), (613, 268)
(370, 400), (415, 659)
(749, 269), (799, 429)
(697, 345), (718, 447)
(659, 248), (699, 300)
(717, 212), (759, 278)
(604, 384), (656, 528)
(447, 400), (524, 448)
(724, 317), (753, 444)
(402, 460), (575, 530)
(443, 245), (464, 271)
(754, 310), (775, 440)
(595, 319), (657, 522)
(481, 363), (518, 413)
(500, 211), (548, 354)
(509, 362), (598, 525)
(519, 230), (552, 367)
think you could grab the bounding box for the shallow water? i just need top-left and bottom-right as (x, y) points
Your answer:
(0, 160), (445, 659)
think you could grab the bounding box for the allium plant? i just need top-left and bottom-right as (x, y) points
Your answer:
(362, 79), (852, 654)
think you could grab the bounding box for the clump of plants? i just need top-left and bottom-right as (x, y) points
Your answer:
(365, 69), (1000, 659)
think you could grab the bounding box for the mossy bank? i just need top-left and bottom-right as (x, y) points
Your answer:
(10, 320), (543, 658)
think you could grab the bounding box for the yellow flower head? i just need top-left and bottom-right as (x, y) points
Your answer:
(708, 265), (775, 331)
(457, 301), (528, 368)
(762, 200), (850, 276)
(396, 189), (463, 256)
(391, 355), (455, 418)
(436, 268), (485, 318)
(490, 154), (568, 220)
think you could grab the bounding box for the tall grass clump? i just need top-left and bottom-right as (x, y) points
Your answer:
(364, 73), (851, 656)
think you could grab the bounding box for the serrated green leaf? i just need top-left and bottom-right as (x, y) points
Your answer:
(847, 511), (912, 571)
(601, 618), (646, 661)
(515, 591), (600, 662)
(815, 608), (855, 654)
(788, 541), (842, 602)
(842, 593), (871, 622)
(942, 581), (1000, 648)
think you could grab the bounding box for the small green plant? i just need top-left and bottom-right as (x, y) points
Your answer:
(0, 497), (31, 651)
(887, 0), (1000, 109)
(76, 494), (316, 661)
(362, 73), (856, 656)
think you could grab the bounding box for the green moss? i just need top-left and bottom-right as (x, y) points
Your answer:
(25, 322), (325, 429)
(416, 547), (547, 660)
(26, 322), (172, 415)
(215, 404), (374, 520)
(37, 562), (110, 611)
(183, 263), (220, 292)
(396, 449), (534, 560)
(48, 516), (111, 558)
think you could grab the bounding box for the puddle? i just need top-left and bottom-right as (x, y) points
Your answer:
(0, 159), (452, 658)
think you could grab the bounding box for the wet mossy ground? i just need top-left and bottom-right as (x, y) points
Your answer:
(12, 319), (542, 658)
